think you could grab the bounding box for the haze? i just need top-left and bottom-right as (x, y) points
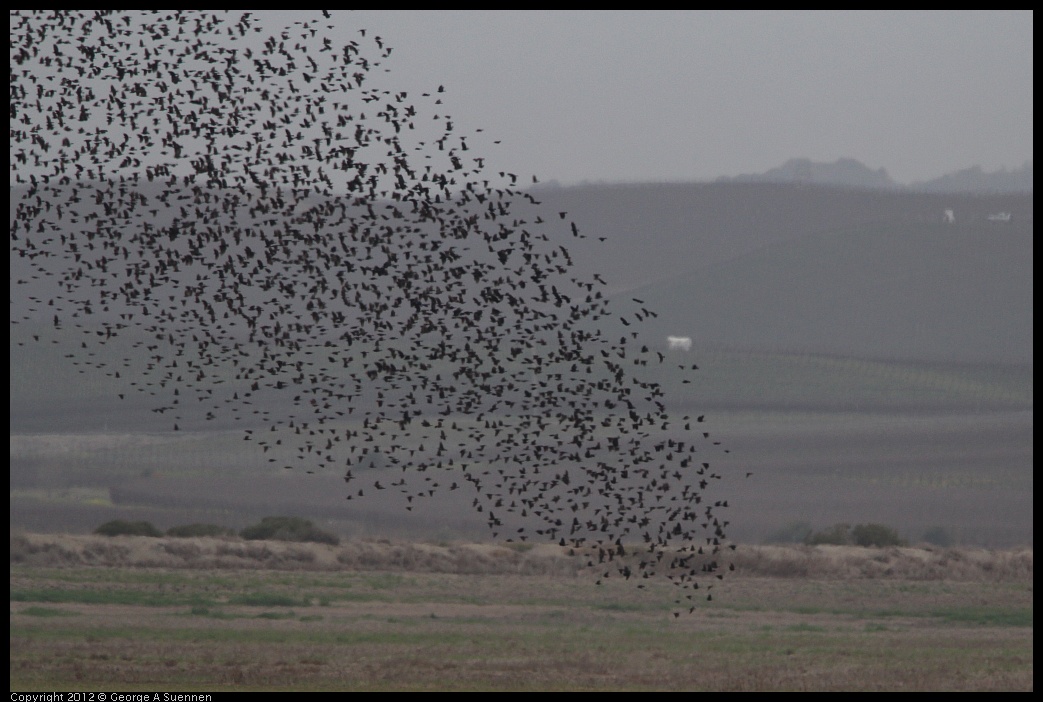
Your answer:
(282, 10), (1035, 187)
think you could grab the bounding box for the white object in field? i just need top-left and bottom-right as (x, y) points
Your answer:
(667, 336), (692, 351)
(943, 209), (955, 224)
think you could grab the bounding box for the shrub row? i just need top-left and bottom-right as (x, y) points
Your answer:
(93, 516), (338, 545)
(239, 516), (339, 545)
(765, 521), (953, 547)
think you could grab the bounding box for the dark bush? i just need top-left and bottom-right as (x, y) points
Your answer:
(804, 523), (850, 546)
(94, 519), (163, 537)
(851, 523), (907, 547)
(240, 516), (339, 545)
(165, 523), (236, 538)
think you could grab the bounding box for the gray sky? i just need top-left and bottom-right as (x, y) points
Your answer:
(266, 10), (1032, 187)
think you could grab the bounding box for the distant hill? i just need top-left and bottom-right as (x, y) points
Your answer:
(617, 219), (1032, 364)
(531, 181), (1032, 287)
(530, 182), (1032, 364)
(717, 157), (896, 189)
(715, 158), (1032, 194)
(910, 162), (1034, 194)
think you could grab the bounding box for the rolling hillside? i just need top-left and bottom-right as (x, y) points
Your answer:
(11, 182), (1033, 428)
(619, 219), (1032, 363)
(10, 182), (1033, 546)
(532, 181), (1032, 297)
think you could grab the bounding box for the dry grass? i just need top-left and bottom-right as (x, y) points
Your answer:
(731, 543), (1033, 581)
(9, 532), (1033, 691)
(10, 531), (1031, 582)
(9, 532), (584, 576)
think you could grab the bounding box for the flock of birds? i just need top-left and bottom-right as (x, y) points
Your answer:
(11, 11), (733, 611)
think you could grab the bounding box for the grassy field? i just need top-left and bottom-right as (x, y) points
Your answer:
(9, 534), (1033, 691)
(12, 306), (1033, 548)
(11, 405), (1033, 547)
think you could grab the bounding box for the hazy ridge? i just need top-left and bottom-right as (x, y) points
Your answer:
(713, 157), (1033, 193)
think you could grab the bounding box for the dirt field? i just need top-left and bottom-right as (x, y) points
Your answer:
(10, 534), (1033, 691)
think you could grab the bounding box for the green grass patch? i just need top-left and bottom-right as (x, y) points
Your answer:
(784, 622), (827, 633)
(930, 607), (1033, 627)
(185, 606), (237, 620)
(227, 593), (310, 607)
(16, 606), (82, 618)
(362, 573), (410, 590)
(11, 588), (215, 608)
